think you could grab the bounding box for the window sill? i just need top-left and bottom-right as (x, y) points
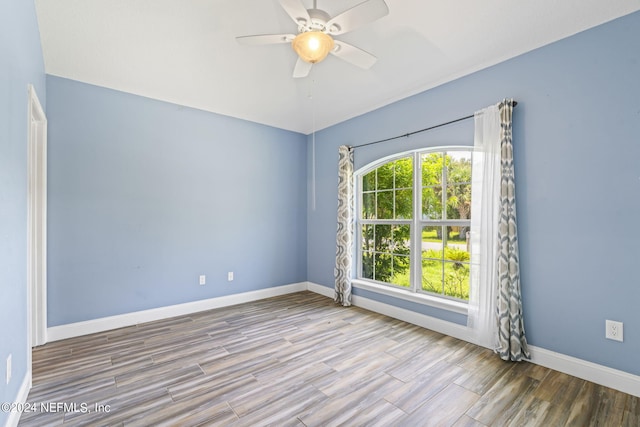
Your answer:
(352, 279), (469, 315)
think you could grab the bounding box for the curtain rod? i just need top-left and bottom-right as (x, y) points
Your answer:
(351, 101), (517, 150)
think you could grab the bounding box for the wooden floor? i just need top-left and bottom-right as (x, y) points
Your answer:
(19, 292), (639, 427)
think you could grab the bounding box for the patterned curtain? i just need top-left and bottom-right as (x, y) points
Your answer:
(496, 99), (530, 361)
(334, 145), (354, 306)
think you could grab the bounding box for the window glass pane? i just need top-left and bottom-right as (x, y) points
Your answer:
(361, 224), (374, 252)
(391, 255), (411, 287)
(421, 225), (471, 301)
(362, 170), (376, 192)
(447, 151), (472, 184)
(392, 225), (411, 255)
(362, 225), (376, 280)
(422, 153), (443, 186)
(422, 226), (443, 295)
(444, 226), (469, 256)
(446, 184), (471, 220)
(362, 251), (374, 279)
(422, 225), (443, 259)
(422, 259), (444, 294)
(362, 224), (412, 286)
(391, 225), (411, 286)
(376, 163), (394, 190)
(444, 260), (470, 300)
(395, 189), (413, 219)
(362, 192), (376, 219)
(376, 190), (394, 219)
(374, 253), (392, 283)
(374, 224), (392, 253)
(422, 186), (442, 219)
(444, 226), (470, 300)
(394, 157), (413, 189)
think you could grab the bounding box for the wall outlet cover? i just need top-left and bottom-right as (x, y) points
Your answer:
(605, 320), (623, 342)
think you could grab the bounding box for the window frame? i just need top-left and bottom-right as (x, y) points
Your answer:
(354, 147), (472, 314)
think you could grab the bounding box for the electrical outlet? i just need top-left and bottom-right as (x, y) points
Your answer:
(606, 320), (623, 342)
(228, 272), (234, 281)
(6, 354), (11, 385)
(199, 275), (206, 285)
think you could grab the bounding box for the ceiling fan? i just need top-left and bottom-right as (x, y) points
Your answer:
(236, 0), (389, 78)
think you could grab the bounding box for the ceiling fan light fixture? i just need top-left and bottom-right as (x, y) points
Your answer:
(292, 31), (334, 64)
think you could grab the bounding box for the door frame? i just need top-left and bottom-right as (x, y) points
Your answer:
(27, 84), (47, 354)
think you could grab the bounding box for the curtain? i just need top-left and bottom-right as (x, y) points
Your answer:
(468, 99), (529, 361)
(495, 100), (529, 361)
(334, 145), (354, 306)
(468, 104), (501, 349)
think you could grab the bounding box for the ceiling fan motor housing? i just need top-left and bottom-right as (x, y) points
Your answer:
(299, 8), (336, 33)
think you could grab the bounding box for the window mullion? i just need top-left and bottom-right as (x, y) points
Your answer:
(371, 222), (375, 280)
(411, 152), (421, 293)
(356, 175), (362, 281)
(392, 162), (396, 219)
(441, 153), (447, 296)
(442, 152), (448, 248)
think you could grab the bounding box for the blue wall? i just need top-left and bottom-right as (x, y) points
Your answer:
(46, 76), (307, 326)
(308, 11), (640, 375)
(0, 0), (46, 423)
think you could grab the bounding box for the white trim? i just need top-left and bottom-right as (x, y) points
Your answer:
(5, 370), (32, 427)
(307, 282), (476, 344)
(352, 290), (478, 346)
(27, 84), (47, 348)
(352, 279), (468, 315)
(307, 282), (334, 298)
(529, 345), (640, 398)
(47, 283), (307, 341)
(305, 282), (640, 398)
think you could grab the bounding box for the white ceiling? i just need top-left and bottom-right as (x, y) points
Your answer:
(35, 0), (640, 134)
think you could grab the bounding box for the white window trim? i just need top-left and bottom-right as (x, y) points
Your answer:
(354, 146), (472, 314)
(352, 278), (469, 315)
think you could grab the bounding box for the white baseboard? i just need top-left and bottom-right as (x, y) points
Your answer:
(47, 282), (307, 342)
(304, 282), (640, 398)
(306, 282), (334, 298)
(528, 345), (640, 397)
(353, 293), (477, 345)
(5, 369), (32, 427)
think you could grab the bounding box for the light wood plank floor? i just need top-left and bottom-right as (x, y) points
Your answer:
(18, 291), (639, 426)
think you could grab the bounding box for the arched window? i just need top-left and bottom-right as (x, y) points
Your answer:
(356, 148), (472, 302)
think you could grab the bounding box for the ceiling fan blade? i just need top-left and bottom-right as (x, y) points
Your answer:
(279, 0), (311, 27)
(326, 0), (389, 35)
(293, 57), (313, 78)
(236, 34), (295, 45)
(331, 40), (378, 69)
